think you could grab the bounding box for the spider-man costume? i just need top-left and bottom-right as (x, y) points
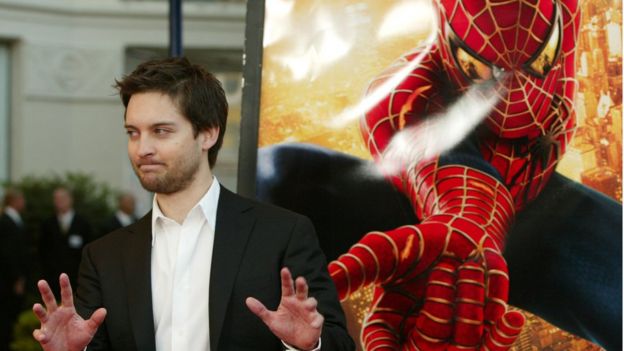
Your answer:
(256, 0), (622, 349)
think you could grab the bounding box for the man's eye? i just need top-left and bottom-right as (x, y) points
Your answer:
(126, 130), (137, 137)
(526, 19), (560, 77)
(154, 128), (169, 135)
(455, 46), (494, 83)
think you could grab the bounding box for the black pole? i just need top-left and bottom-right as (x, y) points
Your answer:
(237, 0), (265, 197)
(169, 0), (183, 57)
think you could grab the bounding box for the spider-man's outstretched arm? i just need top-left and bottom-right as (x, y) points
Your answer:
(329, 47), (524, 349)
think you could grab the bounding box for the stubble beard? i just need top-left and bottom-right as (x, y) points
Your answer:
(133, 153), (201, 194)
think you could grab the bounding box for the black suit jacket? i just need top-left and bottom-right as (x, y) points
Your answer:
(97, 214), (137, 239)
(76, 188), (354, 351)
(0, 213), (31, 297)
(40, 212), (93, 292)
(0, 213), (29, 279)
(1, 214), (32, 351)
(101, 216), (123, 236)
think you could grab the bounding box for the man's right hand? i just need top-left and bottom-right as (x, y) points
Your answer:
(32, 273), (107, 351)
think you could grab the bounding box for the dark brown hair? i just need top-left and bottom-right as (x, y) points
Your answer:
(114, 57), (228, 168)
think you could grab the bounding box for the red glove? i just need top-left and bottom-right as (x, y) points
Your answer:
(329, 162), (524, 350)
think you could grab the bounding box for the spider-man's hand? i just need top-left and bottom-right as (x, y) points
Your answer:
(329, 222), (522, 350)
(329, 163), (524, 350)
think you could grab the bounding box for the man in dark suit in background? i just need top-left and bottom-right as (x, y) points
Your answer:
(0, 189), (31, 350)
(39, 187), (92, 295)
(32, 57), (353, 351)
(98, 192), (137, 238)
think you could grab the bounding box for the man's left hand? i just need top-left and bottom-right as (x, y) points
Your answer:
(246, 267), (323, 350)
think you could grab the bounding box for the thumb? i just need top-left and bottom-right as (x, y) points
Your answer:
(246, 297), (272, 324)
(87, 308), (107, 330)
(482, 310), (524, 351)
(33, 329), (48, 344)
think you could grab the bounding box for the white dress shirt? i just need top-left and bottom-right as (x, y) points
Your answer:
(151, 180), (219, 351)
(115, 210), (135, 227)
(4, 206), (23, 227)
(58, 209), (74, 234)
(149, 178), (320, 351)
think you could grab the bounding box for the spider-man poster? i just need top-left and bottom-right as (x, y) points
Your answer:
(243, 0), (622, 350)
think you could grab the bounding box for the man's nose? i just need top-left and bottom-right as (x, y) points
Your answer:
(136, 135), (156, 157)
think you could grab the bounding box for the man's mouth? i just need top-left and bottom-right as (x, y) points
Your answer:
(137, 162), (165, 171)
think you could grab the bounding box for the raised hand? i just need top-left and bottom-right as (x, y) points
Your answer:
(246, 267), (323, 350)
(332, 240), (523, 350)
(329, 162), (524, 350)
(407, 260), (524, 350)
(32, 273), (107, 351)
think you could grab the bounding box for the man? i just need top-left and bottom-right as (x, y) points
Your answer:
(99, 192), (137, 237)
(32, 57), (353, 351)
(39, 187), (93, 294)
(0, 189), (31, 350)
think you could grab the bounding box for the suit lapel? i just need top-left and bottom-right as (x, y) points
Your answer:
(114, 217), (123, 229)
(209, 188), (256, 350)
(2, 213), (19, 231)
(123, 213), (156, 351)
(68, 215), (76, 234)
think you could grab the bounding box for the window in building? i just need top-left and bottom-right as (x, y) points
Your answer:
(0, 43), (10, 182)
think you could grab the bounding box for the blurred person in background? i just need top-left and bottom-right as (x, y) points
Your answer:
(98, 192), (137, 238)
(39, 187), (92, 295)
(0, 189), (32, 350)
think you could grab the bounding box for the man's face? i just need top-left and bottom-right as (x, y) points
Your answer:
(53, 189), (72, 214)
(11, 193), (25, 212)
(125, 92), (214, 194)
(119, 194), (135, 215)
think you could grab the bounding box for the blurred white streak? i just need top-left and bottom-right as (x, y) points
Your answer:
(265, 2), (373, 81)
(264, 0), (295, 47)
(313, 9), (353, 65)
(379, 82), (503, 175)
(316, 30), (352, 65)
(280, 47), (316, 81)
(327, 30), (437, 129)
(271, 8), (354, 81)
(378, 1), (435, 40)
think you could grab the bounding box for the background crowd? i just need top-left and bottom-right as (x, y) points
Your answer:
(0, 175), (139, 351)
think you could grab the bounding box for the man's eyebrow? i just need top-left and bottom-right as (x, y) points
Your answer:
(150, 122), (177, 129)
(124, 122), (177, 129)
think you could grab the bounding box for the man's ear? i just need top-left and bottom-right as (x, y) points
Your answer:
(200, 127), (219, 151)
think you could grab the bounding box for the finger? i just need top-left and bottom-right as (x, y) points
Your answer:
(361, 311), (401, 350)
(328, 260), (351, 301)
(483, 250), (509, 327)
(33, 329), (48, 344)
(481, 310), (524, 351)
(413, 258), (459, 345)
(60, 273), (74, 308)
(453, 261), (485, 347)
(87, 308), (108, 330)
(32, 303), (48, 323)
(309, 313), (324, 329)
(303, 297), (318, 312)
(301, 298), (321, 324)
(295, 276), (308, 300)
(37, 279), (58, 313)
(245, 297), (272, 324)
(280, 267), (295, 297)
(448, 345), (477, 351)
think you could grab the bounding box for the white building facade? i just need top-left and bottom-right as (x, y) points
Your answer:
(0, 0), (246, 214)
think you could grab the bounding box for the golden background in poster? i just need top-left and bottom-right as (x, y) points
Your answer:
(258, 0), (621, 349)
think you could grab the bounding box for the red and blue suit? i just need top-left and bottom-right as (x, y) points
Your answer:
(256, 0), (622, 349)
